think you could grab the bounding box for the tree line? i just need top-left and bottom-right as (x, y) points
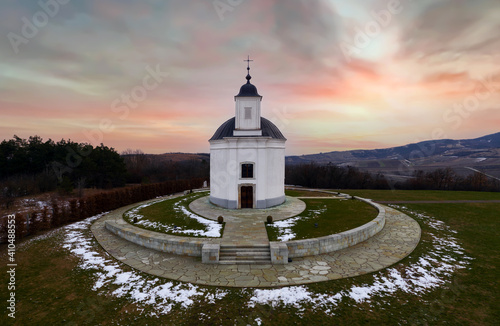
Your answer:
(121, 149), (209, 184)
(0, 135), (127, 201)
(398, 167), (500, 191)
(286, 163), (390, 189)
(285, 163), (500, 192)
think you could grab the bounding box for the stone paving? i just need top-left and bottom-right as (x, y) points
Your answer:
(91, 195), (421, 288)
(189, 196), (306, 247)
(189, 195), (307, 221)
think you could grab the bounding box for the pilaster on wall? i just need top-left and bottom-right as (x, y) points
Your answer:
(202, 244), (220, 264)
(270, 242), (288, 264)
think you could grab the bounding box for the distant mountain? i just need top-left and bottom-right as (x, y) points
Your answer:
(287, 132), (500, 164)
(135, 133), (500, 181)
(286, 132), (500, 180)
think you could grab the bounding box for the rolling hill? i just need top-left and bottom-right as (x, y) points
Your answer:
(286, 132), (500, 181)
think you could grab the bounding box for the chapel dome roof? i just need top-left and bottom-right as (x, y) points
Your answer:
(209, 117), (286, 141)
(236, 82), (261, 97)
(235, 73), (261, 97)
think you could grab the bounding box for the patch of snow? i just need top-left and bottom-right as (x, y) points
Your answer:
(20, 198), (49, 210)
(62, 214), (227, 316)
(61, 200), (472, 318)
(124, 197), (222, 237)
(251, 207), (472, 311)
(474, 157), (487, 162)
(173, 198), (222, 237)
(269, 216), (301, 241)
(267, 206), (327, 241)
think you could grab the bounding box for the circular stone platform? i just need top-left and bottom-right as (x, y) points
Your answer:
(91, 192), (421, 288)
(189, 195), (306, 222)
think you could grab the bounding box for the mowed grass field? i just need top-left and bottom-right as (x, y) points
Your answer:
(267, 196), (378, 241)
(0, 190), (498, 325)
(284, 189), (338, 197)
(336, 189), (500, 201)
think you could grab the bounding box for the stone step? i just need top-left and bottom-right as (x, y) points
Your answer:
(219, 249), (271, 255)
(220, 248), (270, 253)
(220, 252), (270, 257)
(220, 244), (270, 249)
(220, 256), (271, 260)
(219, 245), (272, 264)
(220, 256), (270, 261)
(218, 260), (271, 265)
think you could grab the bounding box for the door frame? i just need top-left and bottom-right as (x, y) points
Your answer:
(238, 184), (255, 209)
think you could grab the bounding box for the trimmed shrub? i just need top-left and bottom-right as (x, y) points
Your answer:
(69, 199), (78, 222)
(40, 207), (49, 230)
(14, 213), (26, 240)
(50, 199), (60, 228)
(28, 212), (41, 236)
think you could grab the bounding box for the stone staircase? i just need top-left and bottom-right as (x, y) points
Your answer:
(219, 244), (271, 264)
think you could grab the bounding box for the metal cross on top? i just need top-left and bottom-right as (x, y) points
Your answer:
(244, 55), (253, 70)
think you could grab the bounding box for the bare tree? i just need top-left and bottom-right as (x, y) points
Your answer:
(76, 177), (86, 198)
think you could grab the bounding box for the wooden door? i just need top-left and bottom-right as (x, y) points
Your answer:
(240, 186), (253, 208)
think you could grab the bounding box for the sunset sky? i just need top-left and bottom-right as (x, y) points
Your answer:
(1, 0), (499, 155)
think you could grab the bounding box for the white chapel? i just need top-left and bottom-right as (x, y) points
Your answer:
(209, 57), (286, 209)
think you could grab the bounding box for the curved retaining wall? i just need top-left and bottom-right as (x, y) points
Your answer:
(277, 196), (386, 258)
(105, 213), (217, 258)
(104, 192), (386, 263)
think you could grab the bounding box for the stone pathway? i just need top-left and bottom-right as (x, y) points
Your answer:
(91, 201), (421, 287)
(188, 196), (306, 247)
(220, 217), (269, 247)
(189, 195), (306, 222)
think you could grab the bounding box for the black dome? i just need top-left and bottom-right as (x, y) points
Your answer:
(235, 72), (261, 97)
(209, 117), (286, 141)
(236, 82), (261, 97)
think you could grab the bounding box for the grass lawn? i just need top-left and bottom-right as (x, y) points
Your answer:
(285, 189), (337, 197)
(0, 190), (498, 325)
(122, 191), (223, 238)
(301, 202), (499, 325)
(335, 189), (500, 201)
(266, 198), (378, 241)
